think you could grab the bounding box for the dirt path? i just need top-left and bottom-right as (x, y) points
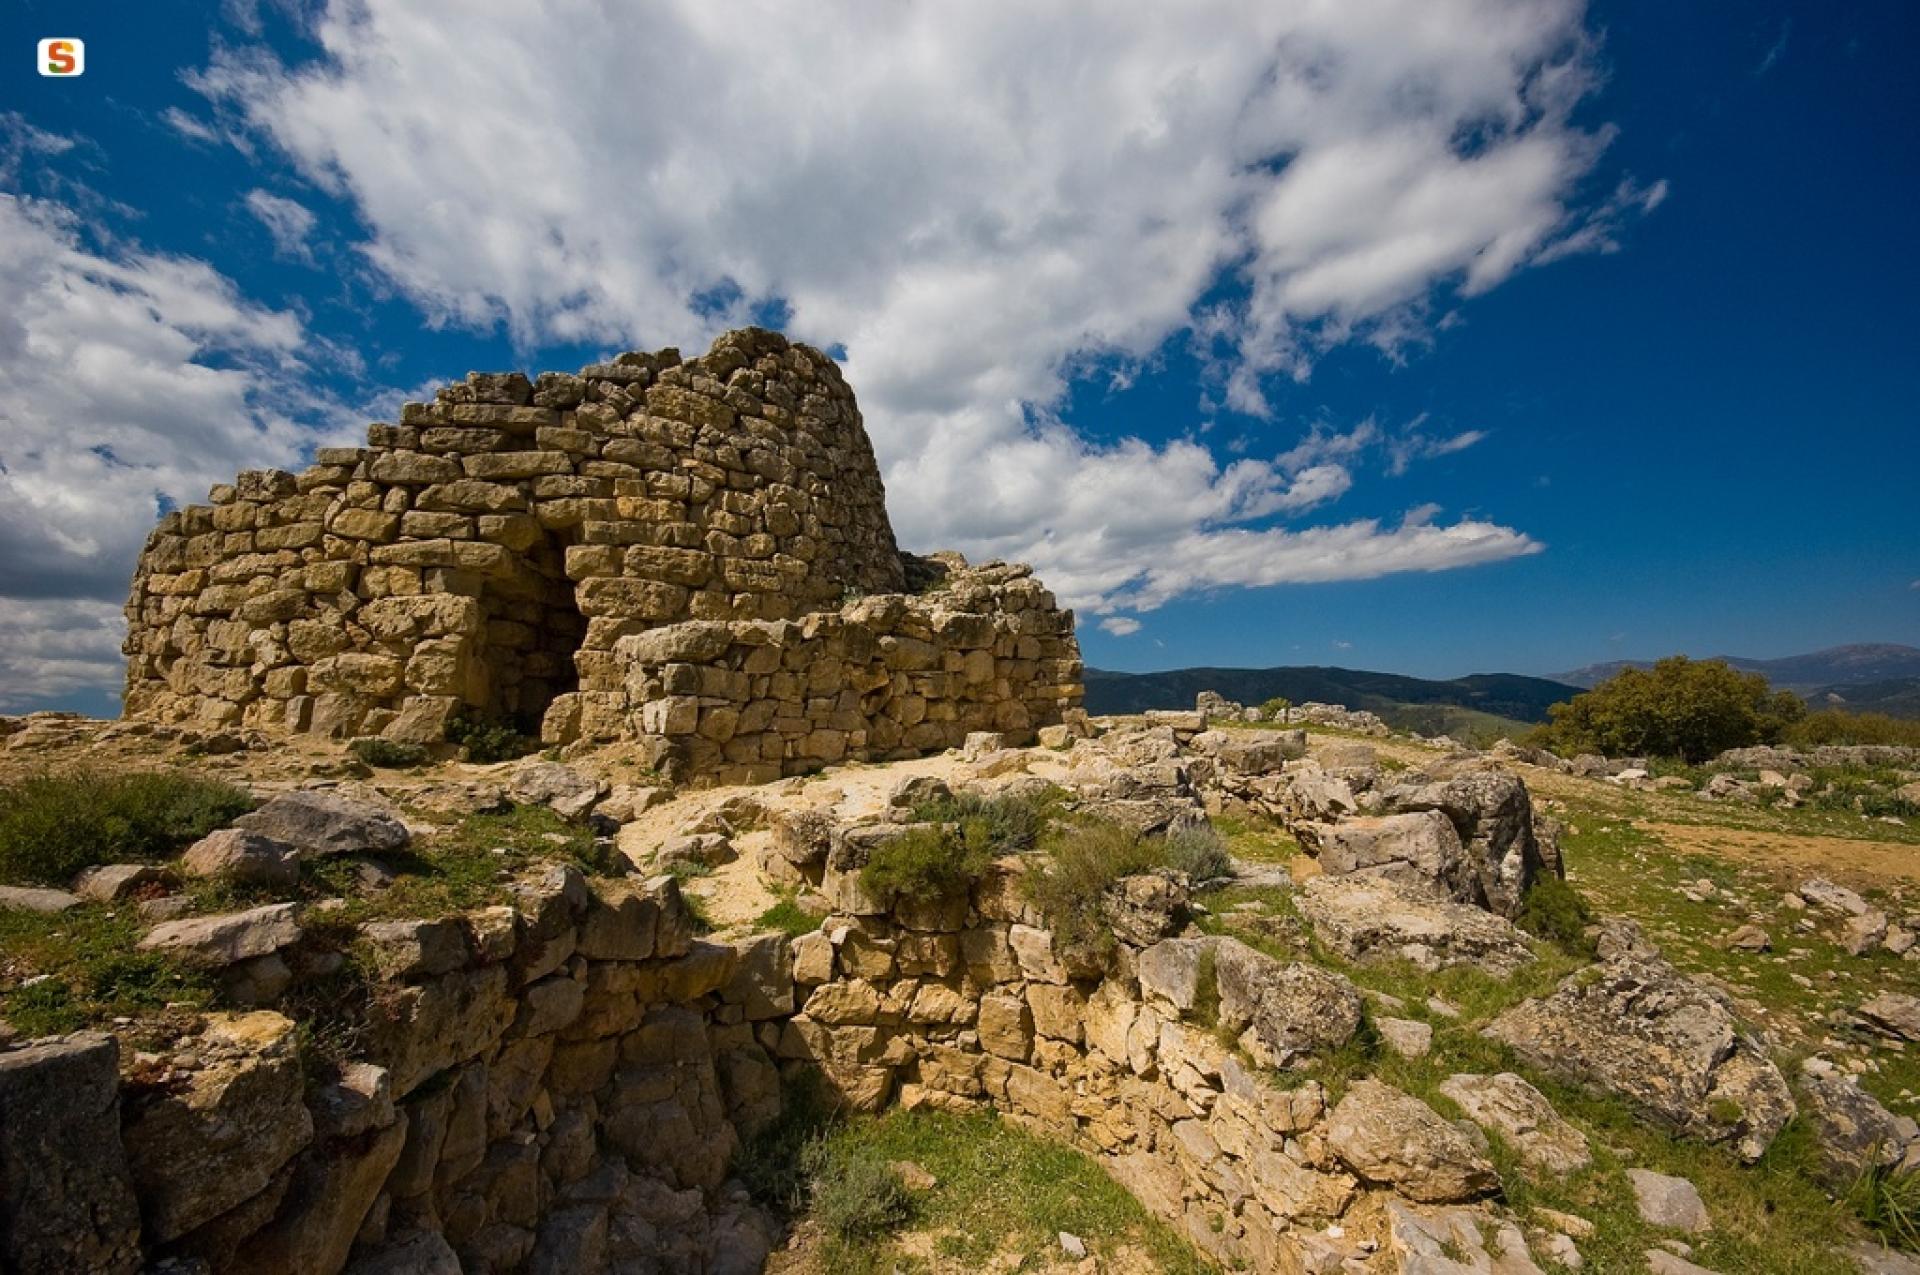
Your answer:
(1646, 821), (1920, 888)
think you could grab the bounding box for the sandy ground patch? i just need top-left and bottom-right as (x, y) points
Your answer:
(1645, 821), (1919, 889)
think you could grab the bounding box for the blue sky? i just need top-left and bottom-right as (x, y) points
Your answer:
(0, 1), (1914, 717)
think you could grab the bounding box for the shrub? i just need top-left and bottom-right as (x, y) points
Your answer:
(446, 711), (538, 763)
(1162, 822), (1233, 885)
(861, 825), (994, 903)
(805, 1144), (912, 1240)
(347, 737), (428, 768)
(1785, 709), (1920, 749)
(0, 769), (254, 886)
(757, 894), (827, 938)
(1535, 656), (1805, 763)
(1515, 875), (1597, 957)
(1024, 820), (1166, 961)
(1259, 697), (1293, 720)
(908, 789), (1050, 856)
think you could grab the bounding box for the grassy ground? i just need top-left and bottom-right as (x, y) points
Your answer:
(1187, 734), (1920, 1270)
(776, 1109), (1216, 1274)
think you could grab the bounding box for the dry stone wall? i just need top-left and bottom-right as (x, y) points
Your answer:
(122, 328), (929, 748)
(590, 556), (1082, 784)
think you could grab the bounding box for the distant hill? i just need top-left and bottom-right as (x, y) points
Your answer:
(1801, 677), (1920, 719)
(1555, 644), (1920, 711)
(1081, 665), (1583, 742)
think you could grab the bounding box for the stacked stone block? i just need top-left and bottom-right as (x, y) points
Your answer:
(584, 557), (1083, 783)
(122, 328), (911, 745)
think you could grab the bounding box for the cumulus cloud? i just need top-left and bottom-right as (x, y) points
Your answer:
(1099, 617), (1144, 637)
(0, 188), (357, 705)
(187, 0), (1645, 611)
(243, 188), (317, 261)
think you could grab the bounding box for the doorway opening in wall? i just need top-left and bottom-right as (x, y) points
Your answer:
(467, 521), (584, 740)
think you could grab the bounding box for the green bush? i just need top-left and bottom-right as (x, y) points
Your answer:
(861, 825), (995, 903)
(347, 737), (428, 768)
(805, 1144), (912, 1240)
(1162, 823), (1233, 885)
(908, 789), (1051, 856)
(1024, 820), (1167, 962)
(446, 711), (538, 763)
(1515, 875), (1597, 957)
(1534, 656), (1805, 763)
(1786, 709), (1920, 749)
(1259, 697), (1293, 719)
(0, 769), (255, 886)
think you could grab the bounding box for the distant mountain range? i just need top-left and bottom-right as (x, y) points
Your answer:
(1083, 644), (1920, 735)
(1081, 666), (1582, 742)
(1554, 644), (1920, 711)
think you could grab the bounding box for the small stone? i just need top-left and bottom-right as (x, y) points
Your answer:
(1627, 1168), (1711, 1233)
(1375, 1017), (1433, 1059)
(1059, 1231), (1088, 1259)
(1724, 923), (1770, 953)
(71, 863), (168, 903)
(889, 1161), (938, 1191)
(0, 885), (82, 913)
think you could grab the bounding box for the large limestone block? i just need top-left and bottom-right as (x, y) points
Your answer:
(0, 1032), (142, 1274)
(1297, 875), (1536, 976)
(237, 790), (411, 856)
(1326, 1079), (1499, 1203)
(122, 1012), (315, 1242)
(1438, 1072), (1591, 1174)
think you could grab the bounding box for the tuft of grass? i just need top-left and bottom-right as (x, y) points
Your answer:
(1851, 1166), (1920, 1252)
(1163, 822), (1234, 885)
(1023, 820), (1167, 963)
(0, 904), (212, 1035)
(346, 738), (428, 769)
(0, 769), (253, 886)
(1515, 875), (1598, 958)
(757, 892), (827, 938)
(807, 1147), (913, 1241)
(862, 825), (996, 903)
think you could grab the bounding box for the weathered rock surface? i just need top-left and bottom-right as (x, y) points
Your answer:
(1298, 874), (1536, 975)
(507, 761), (606, 820)
(1385, 1200), (1543, 1274)
(1855, 991), (1920, 1042)
(72, 862), (169, 902)
(1627, 1168), (1711, 1232)
(1798, 1057), (1918, 1185)
(138, 902), (302, 968)
(1487, 956), (1794, 1160)
(1327, 1079), (1499, 1203)
(121, 1012), (314, 1243)
(1378, 766), (1557, 917)
(180, 828), (302, 887)
(0, 884), (82, 913)
(237, 790), (410, 857)
(0, 1032), (142, 1274)
(1439, 1072), (1591, 1174)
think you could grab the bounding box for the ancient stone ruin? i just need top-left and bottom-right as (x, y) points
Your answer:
(122, 328), (1081, 779)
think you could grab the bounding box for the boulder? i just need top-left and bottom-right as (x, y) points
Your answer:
(1626, 1168), (1711, 1232)
(231, 1118), (409, 1275)
(1213, 730), (1307, 774)
(1297, 874), (1535, 976)
(0, 1033), (142, 1274)
(0, 884), (81, 913)
(655, 832), (736, 872)
(1376, 1017), (1434, 1059)
(1854, 992), (1920, 1043)
(1378, 767), (1556, 916)
(180, 828), (301, 888)
(1797, 1057), (1916, 1186)
(1486, 956), (1795, 1160)
(346, 1229), (463, 1275)
(360, 917), (471, 979)
(1317, 810), (1477, 903)
(237, 790), (409, 856)
(1210, 938), (1363, 1070)
(139, 902), (302, 968)
(1438, 1072), (1591, 1174)
(1799, 877), (1871, 916)
(72, 863), (169, 902)
(1326, 1079), (1499, 1203)
(121, 1012), (314, 1242)
(1384, 1201), (1543, 1275)
(507, 761), (606, 820)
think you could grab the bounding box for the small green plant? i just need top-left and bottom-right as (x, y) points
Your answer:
(1259, 696), (1293, 719)
(347, 737), (428, 768)
(805, 1141), (912, 1241)
(0, 769), (254, 886)
(908, 789), (1053, 856)
(861, 825), (994, 903)
(1162, 822), (1233, 885)
(1851, 1165), (1920, 1251)
(445, 711), (538, 763)
(1515, 875), (1597, 958)
(1023, 820), (1167, 962)
(757, 893), (827, 938)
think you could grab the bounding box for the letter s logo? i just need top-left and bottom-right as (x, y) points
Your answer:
(38, 39), (85, 77)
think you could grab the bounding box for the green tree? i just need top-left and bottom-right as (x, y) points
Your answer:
(1538, 656), (1804, 763)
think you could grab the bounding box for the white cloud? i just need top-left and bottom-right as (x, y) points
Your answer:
(1333, 639), (1354, 650)
(0, 599), (128, 711)
(0, 191), (342, 661)
(243, 188), (317, 261)
(1099, 617), (1143, 637)
(189, 0), (1643, 611)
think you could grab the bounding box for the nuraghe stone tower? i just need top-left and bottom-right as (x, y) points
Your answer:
(123, 328), (1082, 780)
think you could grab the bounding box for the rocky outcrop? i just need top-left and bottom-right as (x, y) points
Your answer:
(1325, 1080), (1499, 1204)
(1377, 766), (1557, 917)
(1296, 875), (1536, 976)
(1486, 956), (1795, 1160)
